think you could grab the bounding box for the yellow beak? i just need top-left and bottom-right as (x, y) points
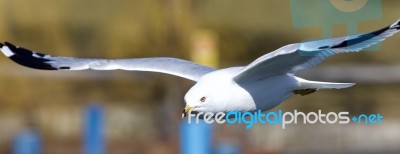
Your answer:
(181, 105), (192, 118)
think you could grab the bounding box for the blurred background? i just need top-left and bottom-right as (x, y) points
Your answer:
(0, 0), (400, 153)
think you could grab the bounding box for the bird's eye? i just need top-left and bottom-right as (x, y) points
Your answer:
(200, 97), (206, 102)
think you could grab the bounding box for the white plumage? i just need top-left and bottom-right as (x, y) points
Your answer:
(1, 19), (399, 115)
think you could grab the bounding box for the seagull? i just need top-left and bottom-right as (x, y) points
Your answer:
(1, 19), (399, 117)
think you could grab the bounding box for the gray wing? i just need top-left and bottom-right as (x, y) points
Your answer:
(0, 42), (215, 81)
(234, 19), (400, 83)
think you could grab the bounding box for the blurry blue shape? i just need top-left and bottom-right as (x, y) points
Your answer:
(215, 142), (240, 154)
(180, 119), (212, 154)
(84, 104), (105, 154)
(290, 0), (382, 51)
(13, 129), (41, 154)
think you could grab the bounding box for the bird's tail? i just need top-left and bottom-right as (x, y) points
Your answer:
(296, 77), (355, 90)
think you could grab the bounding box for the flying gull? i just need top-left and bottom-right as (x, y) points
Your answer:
(1, 19), (399, 117)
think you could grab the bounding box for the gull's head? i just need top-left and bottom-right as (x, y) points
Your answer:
(182, 82), (222, 118)
(181, 71), (252, 118)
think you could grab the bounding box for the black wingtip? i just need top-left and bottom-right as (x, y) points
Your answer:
(0, 43), (3, 47)
(0, 42), (59, 70)
(4, 42), (15, 48)
(394, 19), (400, 30)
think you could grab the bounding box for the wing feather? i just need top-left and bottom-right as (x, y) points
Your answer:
(0, 42), (215, 81)
(234, 19), (400, 83)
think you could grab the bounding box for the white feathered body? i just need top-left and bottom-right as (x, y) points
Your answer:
(190, 67), (298, 112)
(1, 19), (399, 114)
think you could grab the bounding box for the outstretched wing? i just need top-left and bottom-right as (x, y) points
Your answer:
(0, 42), (215, 81)
(234, 19), (400, 83)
